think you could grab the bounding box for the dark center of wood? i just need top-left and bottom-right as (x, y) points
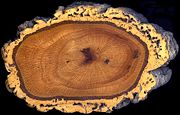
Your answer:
(80, 48), (96, 64)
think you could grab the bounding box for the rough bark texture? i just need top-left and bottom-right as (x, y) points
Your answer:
(1, 2), (178, 113)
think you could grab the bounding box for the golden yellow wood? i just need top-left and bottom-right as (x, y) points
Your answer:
(1, 2), (178, 113)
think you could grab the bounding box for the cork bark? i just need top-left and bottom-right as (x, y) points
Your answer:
(1, 2), (178, 113)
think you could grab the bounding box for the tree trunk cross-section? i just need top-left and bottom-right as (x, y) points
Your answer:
(14, 21), (148, 99)
(2, 2), (178, 113)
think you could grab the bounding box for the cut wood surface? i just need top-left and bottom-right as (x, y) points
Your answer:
(14, 22), (148, 99)
(1, 2), (178, 113)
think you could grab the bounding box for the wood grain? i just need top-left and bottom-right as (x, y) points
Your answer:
(14, 21), (148, 99)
